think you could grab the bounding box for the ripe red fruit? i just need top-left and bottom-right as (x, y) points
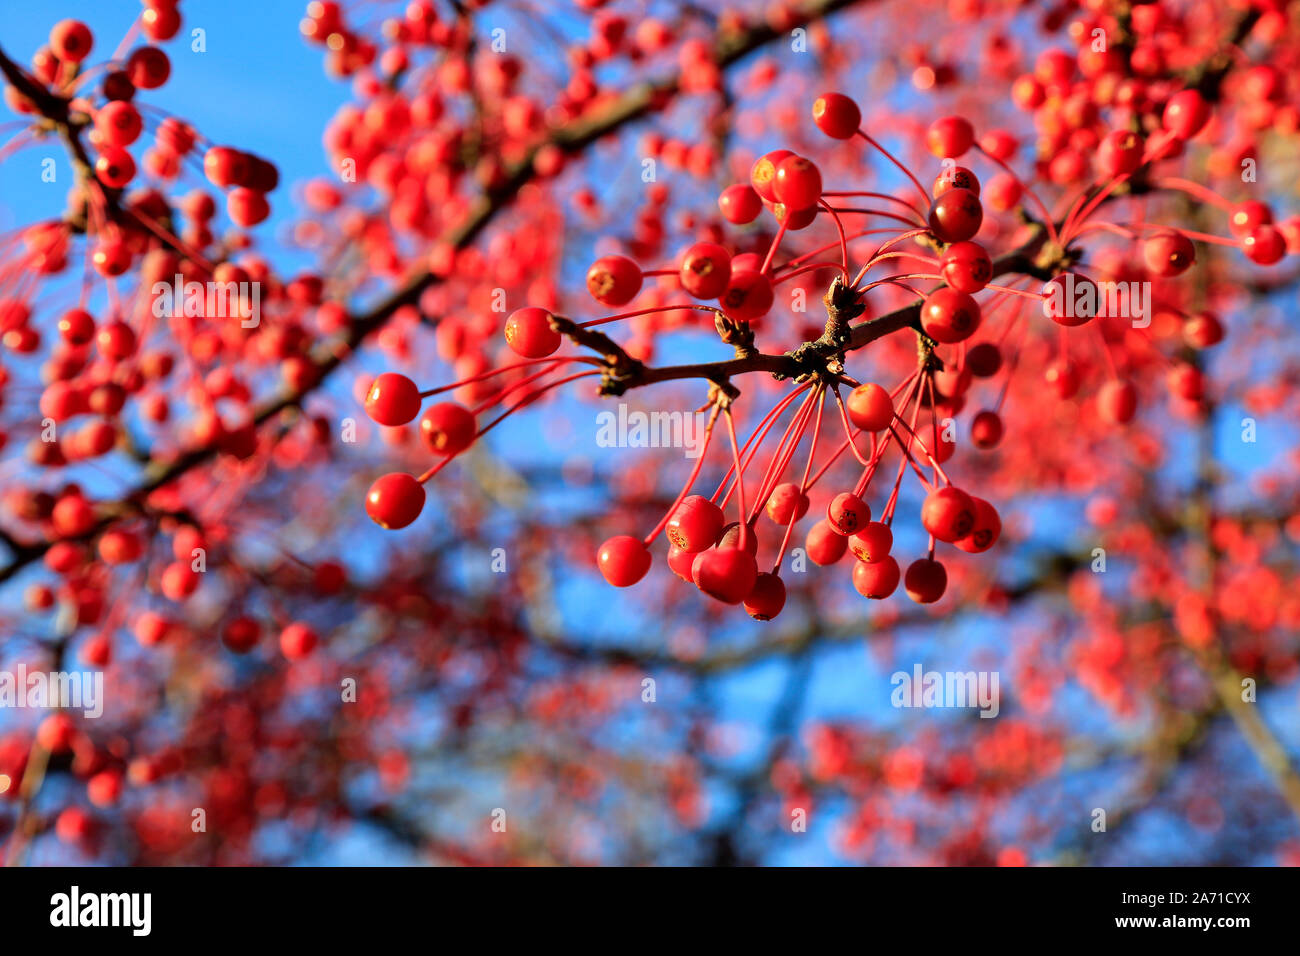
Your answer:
(1042, 273), (1097, 327)
(772, 155), (823, 210)
(849, 521), (893, 563)
(720, 270), (774, 321)
(160, 561), (199, 601)
(1045, 359), (1080, 399)
(928, 188), (983, 243)
(904, 558), (948, 603)
(420, 402), (476, 455)
(953, 498), (1001, 553)
(50, 20), (94, 62)
(365, 473), (426, 529)
(280, 622), (319, 659)
(87, 771), (123, 808)
(1097, 130), (1144, 177)
(691, 547), (758, 605)
(94, 147), (136, 188)
(743, 572), (787, 621)
(223, 616), (261, 653)
(940, 241), (992, 293)
(1098, 380), (1138, 424)
(921, 288), (981, 343)
(766, 482), (809, 524)
(926, 116), (975, 158)
(365, 373), (422, 426)
(846, 383), (894, 431)
(126, 46), (171, 89)
(228, 188), (270, 227)
(805, 519), (847, 565)
(58, 308), (96, 346)
(1167, 363), (1204, 401)
(1143, 231), (1195, 276)
(1242, 226), (1286, 265)
(920, 486), (976, 542)
(971, 410), (1003, 449)
(1162, 89), (1211, 140)
(717, 521), (760, 556)
(750, 149), (794, 202)
(932, 166), (980, 199)
(597, 535), (652, 587)
(1184, 312), (1224, 349)
(666, 545), (696, 582)
(504, 307), (561, 358)
(586, 255), (643, 305)
(853, 555), (900, 599)
(204, 147), (249, 188)
(718, 184), (762, 224)
(95, 101), (143, 146)
(827, 492), (871, 535)
(679, 242), (732, 300)
(666, 495), (725, 552)
(812, 92), (861, 139)
(1229, 201), (1273, 237)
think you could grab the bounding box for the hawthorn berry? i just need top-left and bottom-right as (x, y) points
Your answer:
(57, 309), (96, 346)
(750, 149), (794, 202)
(904, 558), (948, 604)
(772, 155), (823, 210)
(126, 46), (171, 89)
(971, 410), (1003, 449)
(228, 188), (270, 227)
(921, 288), (981, 343)
(94, 147), (136, 189)
(223, 616), (261, 653)
(926, 116), (975, 158)
(504, 307), (561, 358)
(718, 184), (762, 224)
(50, 20), (93, 62)
(1098, 380), (1138, 424)
(586, 255), (642, 306)
(827, 492), (871, 535)
(921, 486), (976, 542)
(365, 473), (425, 529)
(853, 555), (900, 599)
(1043, 273), (1096, 327)
(280, 622), (319, 659)
(940, 241), (992, 293)
(204, 147), (250, 189)
(691, 546), (758, 605)
(364, 372), (422, 426)
(805, 519), (848, 565)
(95, 101), (144, 147)
(952, 498), (1001, 554)
(1184, 312), (1224, 348)
(765, 482), (810, 524)
(1097, 130), (1144, 177)
(1242, 226), (1286, 265)
(597, 535), (652, 587)
(932, 166), (980, 198)
(812, 92), (861, 139)
(743, 572), (786, 621)
(666, 495), (725, 553)
(848, 521), (893, 563)
(846, 383), (894, 432)
(420, 402), (476, 455)
(1162, 89), (1211, 140)
(1143, 231), (1195, 276)
(928, 188), (983, 243)
(720, 270), (774, 321)
(679, 242), (732, 300)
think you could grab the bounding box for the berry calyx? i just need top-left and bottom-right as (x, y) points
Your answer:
(586, 255), (643, 306)
(827, 492), (871, 535)
(848, 521), (893, 563)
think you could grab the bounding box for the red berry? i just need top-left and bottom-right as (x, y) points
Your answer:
(853, 555), (900, 599)
(667, 545), (697, 582)
(718, 184), (762, 224)
(50, 20), (94, 63)
(932, 166), (980, 198)
(1184, 312), (1224, 349)
(691, 547), (757, 605)
(1098, 380), (1138, 424)
(928, 188), (983, 243)
(921, 288), (981, 343)
(280, 622), (319, 659)
(365, 372), (422, 426)
(227, 188), (270, 227)
(846, 383), (894, 431)
(849, 521), (893, 563)
(971, 410), (1003, 449)
(95, 101), (143, 146)
(827, 492), (871, 535)
(1167, 363), (1204, 401)
(365, 473), (426, 529)
(679, 242), (732, 299)
(967, 343), (1002, 377)
(586, 255), (642, 306)
(420, 402), (476, 455)
(58, 308), (96, 346)
(504, 307), (561, 358)
(666, 495), (724, 553)
(952, 498), (1001, 554)
(94, 147), (136, 188)
(940, 241), (992, 293)
(720, 270), (774, 321)
(743, 572), (786, 620)
(812, 92), (860, 139)
(126, 46), (171, 89)
(1229, 201), (1272, 237)
(1143, 231), (1195, 276)
(204, 147), (249, 188)
(717, 521), (760, 556)
(1045, 359), (1080, 399)
(223, 616), (261, 653)
(597, 535), (652, 587)
(1097, 129), (1144, 177)
(926, 116), (975, 158)
(1162, 89), (1210, 140)
(1242, 226), (1286, 265)
(920, 486), (976, 542)
(904, 558), (948, 603)
(765, 482), (809, 525)
(1042, 273), (1096, 327)
(750, 149), (794, 202)
(805, 519), (848, 565)
(772, 155), (822, 211)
